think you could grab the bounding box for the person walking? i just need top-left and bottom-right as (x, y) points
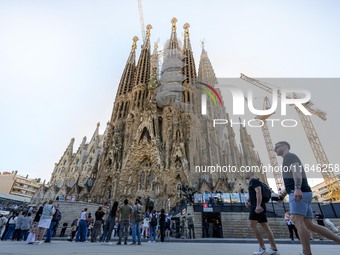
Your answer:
(275, 141), (340, 255)
(116, 199), (132, 245)
(130, 198), (143, 245)
(91, 206), (105, 242)
(75, 208), (88, 242)
(285, 210), (299, 241)
(101, 201), (118, 244)
(245, 171), (280, 255)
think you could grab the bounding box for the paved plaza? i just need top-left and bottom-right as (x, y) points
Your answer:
(0, 240), (338, 255)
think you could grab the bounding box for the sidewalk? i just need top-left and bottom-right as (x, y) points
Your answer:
(52, 236), (338, 245)
(0, 240), (338, 255)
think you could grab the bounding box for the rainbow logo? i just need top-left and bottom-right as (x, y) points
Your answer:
(197, 82), (222, 115)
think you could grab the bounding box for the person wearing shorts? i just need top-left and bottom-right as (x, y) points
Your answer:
(275, 141), (340, 255)
(245, 171), (280, 255)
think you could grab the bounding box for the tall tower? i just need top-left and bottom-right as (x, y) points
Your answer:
(51, 18), (268, 208)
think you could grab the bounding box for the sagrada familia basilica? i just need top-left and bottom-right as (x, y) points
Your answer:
(33, 18), (266, 208)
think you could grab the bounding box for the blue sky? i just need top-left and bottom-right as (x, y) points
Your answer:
(0, 0), (339, 188)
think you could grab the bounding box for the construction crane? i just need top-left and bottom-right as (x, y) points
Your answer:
(240, 73), (339, 201)
(256, 97), (284, 192)
(137, 0), (145, 41)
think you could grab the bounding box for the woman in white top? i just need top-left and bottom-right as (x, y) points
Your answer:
(35, 200), (55, 243)
(142, 214), (150, 239)
(75, 208), (88, 242)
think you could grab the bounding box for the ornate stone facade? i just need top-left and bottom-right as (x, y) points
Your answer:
(33, 18), (266, 208)
(32, 123), (105, 204)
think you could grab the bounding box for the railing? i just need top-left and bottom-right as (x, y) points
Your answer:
(169, 200), (188, 216)
(193, 201), (340, 218)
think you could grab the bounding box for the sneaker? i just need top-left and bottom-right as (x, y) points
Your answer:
(130, 242), (136, 245)
(116, 241), (121, 245)
(253, 247), (267, 255)
(37, 240), (44, 245)
(148, 240), (152, 243)
(137, 242), (141, 245)
(268, 248), (280, 255)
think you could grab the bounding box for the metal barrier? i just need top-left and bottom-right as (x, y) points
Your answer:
(194, 201), (340, 218)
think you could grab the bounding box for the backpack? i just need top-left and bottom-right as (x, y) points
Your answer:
(134, 204), (143, 222)
(261, 182), (272, 203)
(149, 213), (158, 227)
(53, 209), (62, 222)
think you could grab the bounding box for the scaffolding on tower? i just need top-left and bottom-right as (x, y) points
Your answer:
(240, 73), (340, 202)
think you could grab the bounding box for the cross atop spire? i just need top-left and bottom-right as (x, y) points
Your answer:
(201, 39), (205, 51)
(168, 17), (179, 50)
(171, 17), (177, 31)
(182, 22), (196, 84)
(183, 23), (190, 34)
(146, 24), (152, 37)
(142, 24), (152, 49)
(132, 36), (139, 51)
(183, 23), (192, 50)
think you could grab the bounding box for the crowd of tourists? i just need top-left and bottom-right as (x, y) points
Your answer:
(0, 197), (198, 245)
(0, 199), (61, 244)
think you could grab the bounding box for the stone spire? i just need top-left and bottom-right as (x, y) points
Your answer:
(66, 138), (75, 156)
(89, 122), (100, 143)
(169, 17), (179, 49)
(134, 24), (152, 87)
(112, 36), (138, 121)
(151, 41), (159, 69)
(149, 41), (159, 93)
(183, 23), (192, 51)
(198, 41), (218, 86)
(182, 23), (197, 85)
(117, 36), (138, 96)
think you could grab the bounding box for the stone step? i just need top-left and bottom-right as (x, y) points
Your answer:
(38, 203), (340, 239)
